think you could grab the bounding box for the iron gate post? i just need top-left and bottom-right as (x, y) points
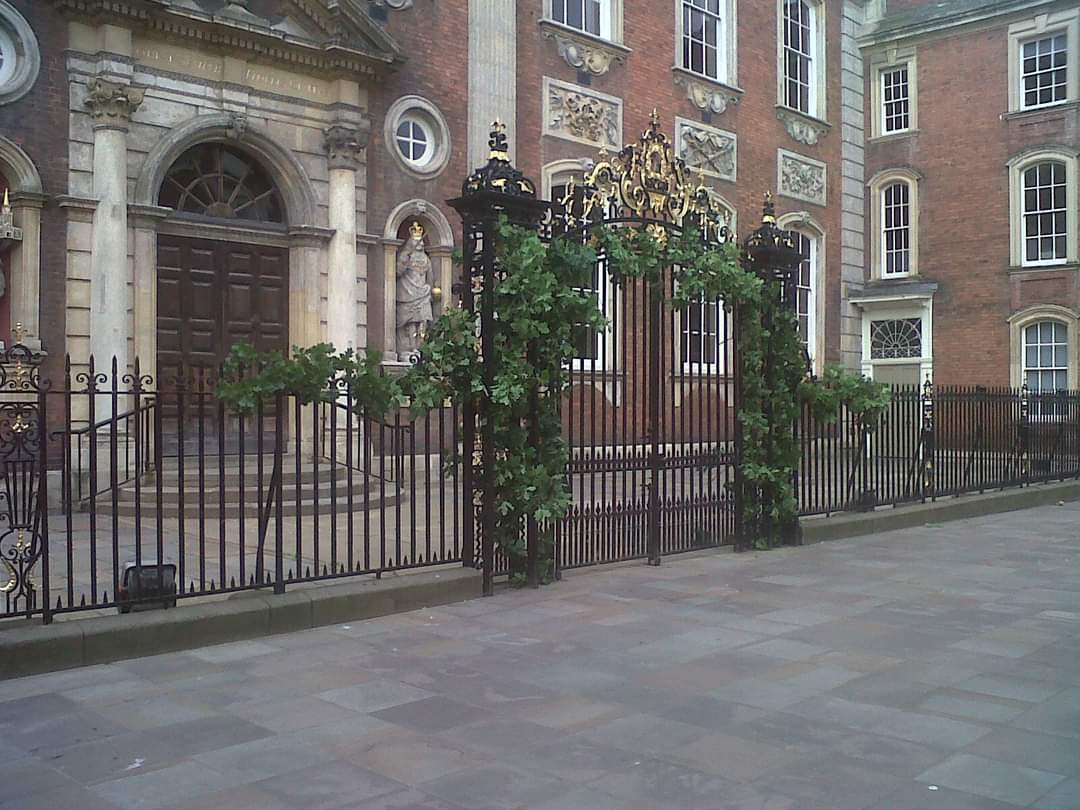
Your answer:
(38, 383), (51, 625)
(449, 123), (547, 596)
(740, 194), (804, 548)
(647, 282), (663, 566)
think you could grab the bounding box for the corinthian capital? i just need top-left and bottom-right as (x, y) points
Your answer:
(325, 121), (371, 171)
(85, 78), (145, 131)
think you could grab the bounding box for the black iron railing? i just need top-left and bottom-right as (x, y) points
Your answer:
(0, 359), (465, 623)
(797, 384), (1080, 517)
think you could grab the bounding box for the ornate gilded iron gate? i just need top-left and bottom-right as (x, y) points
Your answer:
(545, 115), (741, 570)
(0, 340), (48, 620)
(452, 117), (742, 592)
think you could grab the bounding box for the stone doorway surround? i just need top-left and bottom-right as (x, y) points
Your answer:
(57, 4), (399, 406)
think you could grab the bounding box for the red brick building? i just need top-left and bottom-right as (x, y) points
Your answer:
(0, 0), (67, 384)
(858, 0), (1080, 389)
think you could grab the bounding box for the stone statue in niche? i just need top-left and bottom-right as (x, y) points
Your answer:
(396, 221), (435, 357)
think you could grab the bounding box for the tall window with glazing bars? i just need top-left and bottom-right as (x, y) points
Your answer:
(552, 0), (604, 38)
(782, 0), (815, 114)
(682, 0), (725, 82)
(1021, 33), (1067, 109)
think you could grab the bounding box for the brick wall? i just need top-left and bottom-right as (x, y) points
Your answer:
(865, 11), (1080, 386)
(372, 0), (848, 368)
(0, 0), (67, 383)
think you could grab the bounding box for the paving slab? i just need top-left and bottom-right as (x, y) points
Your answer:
(1, 502), (1078, 808)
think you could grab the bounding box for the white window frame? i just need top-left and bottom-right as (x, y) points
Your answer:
(777, 0), (827, 121)
(1007, 147), (1079, 269)
(779, 213), (825, 375)
(383, 96), (452, 180)
(1009, 305), (1080, 392)
(676, 0), (737, 87)
(856, 298), (934, 386)
(679, 196), (736, 376)
(868, 168), (921, 280)
(880, 65), (911, 135)
(543, 160), (616, 372)
(868, 46), (918, 139)
(545, 0), (622, 43)
(1008, 9), (1080, 113)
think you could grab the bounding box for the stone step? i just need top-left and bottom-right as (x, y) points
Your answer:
(94, 491), (400, 519)
(110, 479), (394, 505)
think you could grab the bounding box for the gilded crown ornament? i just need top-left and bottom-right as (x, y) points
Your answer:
(409, 220), (425, 240)
(461, 121), (537, 197)
(554, 109), (732, 243)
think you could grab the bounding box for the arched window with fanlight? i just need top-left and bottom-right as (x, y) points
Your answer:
(158, 142), (286, 225)
(545, 160), (615, 371)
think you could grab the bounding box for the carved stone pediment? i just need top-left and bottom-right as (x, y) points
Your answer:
(56, 0), (404, 78)
(776, 106), (832, 146)
(539, 20), (629, 76)
(672, 68), (741, 115)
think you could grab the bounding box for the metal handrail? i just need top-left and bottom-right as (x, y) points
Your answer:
(318, 398), (413, 484)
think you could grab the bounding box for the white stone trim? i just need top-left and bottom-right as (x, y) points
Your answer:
(1007, 146), (1080, 268)
(543, 0), (623, 44)
(673, 0), (737, 87)
(866, 44), (918, 139)
(778, 211), (826, 374)
(776, 0), (828, 123)
(855, 296), (934, 384)
(542, 77), (623, 150)
(777, 148), (827, 207)
(384, 95), (452, 180)
(0, 1), (39, 106)
(1008, 303), (1080, 389)
(675, 117), (736, 183)
(840, 0), (867, 371)
(1007, 7), (1080, 113)
(868, 167), (921, 279)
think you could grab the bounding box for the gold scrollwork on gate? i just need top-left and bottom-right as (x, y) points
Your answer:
(559, 109), (731, 243)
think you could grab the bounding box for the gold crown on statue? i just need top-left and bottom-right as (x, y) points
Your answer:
(409, 221), (425, 240)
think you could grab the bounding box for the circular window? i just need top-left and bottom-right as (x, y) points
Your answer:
(0, 2), (38, 106)
(385, 96), (451, 179)
(395, 116), (433, 167)
(0, 28), (16, 88)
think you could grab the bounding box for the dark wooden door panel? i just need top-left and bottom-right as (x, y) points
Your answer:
(156, 235), (289, 454)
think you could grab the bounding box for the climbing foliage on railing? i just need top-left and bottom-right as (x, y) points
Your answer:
(216, 342), (402, 419)
(215, 217), (891, 565)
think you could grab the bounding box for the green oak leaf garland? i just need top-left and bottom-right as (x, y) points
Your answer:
(216, 218), (889, 571)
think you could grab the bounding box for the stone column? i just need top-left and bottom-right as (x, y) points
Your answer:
(840, 1), (867, 370)
(7, 192), (45, 351)
(468, 0), (517, 168)
(85, 78), (144, 373)
(325, 122), (369, 353)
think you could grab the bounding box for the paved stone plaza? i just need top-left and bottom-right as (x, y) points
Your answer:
(2, 504), (1079, 809)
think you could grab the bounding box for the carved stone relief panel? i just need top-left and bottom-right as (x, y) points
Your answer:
(543, 77), (622, 150)
(778, 149), (827, 207)
(676, 117), (736, 183)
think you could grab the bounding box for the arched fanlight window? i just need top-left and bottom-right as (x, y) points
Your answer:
(158, 143), (286, 224)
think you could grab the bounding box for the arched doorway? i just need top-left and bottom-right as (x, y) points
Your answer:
(155, 142), (289, 388)
(155, 142), (290, 453)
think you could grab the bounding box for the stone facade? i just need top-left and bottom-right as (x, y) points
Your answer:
(0, 0), (67, 386)
(13, 0), (859, 390)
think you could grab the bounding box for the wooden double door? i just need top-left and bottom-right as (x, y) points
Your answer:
(156, 234), (289, 453)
